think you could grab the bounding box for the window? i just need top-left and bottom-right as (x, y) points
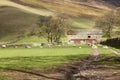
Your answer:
(88, 36), (91, 38)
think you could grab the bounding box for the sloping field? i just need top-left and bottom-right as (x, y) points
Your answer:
(0, 6), (95, 41)
(0, 6), (39, 38)
(0, 0), (111, 41)
(0, 0), (54, 16)
(11, 0), (110, 17)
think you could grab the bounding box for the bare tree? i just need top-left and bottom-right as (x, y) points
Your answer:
(37, 16), (53, 43)
(115, 9), (120, 36)
(38, 15), (71, 43)
(95, 11), (116, 38)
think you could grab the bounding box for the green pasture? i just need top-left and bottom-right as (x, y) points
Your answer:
(0, 72), (13, 80)
(114, 48), (120, 52)
(0, 46), (91, 71)
(17, 36), (47, 44)
(0, 75), (11, 80)
(16, 36), (67, 44)
(98, 46), (116, 57)
(0, 45), (119, 80)
(0, 44), (119, 73)
(98, 45), (119, 65)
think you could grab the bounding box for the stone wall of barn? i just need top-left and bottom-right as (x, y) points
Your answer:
(67, 34), (102, 44)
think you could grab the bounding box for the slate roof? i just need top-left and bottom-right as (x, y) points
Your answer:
(67, 29), (102, 35)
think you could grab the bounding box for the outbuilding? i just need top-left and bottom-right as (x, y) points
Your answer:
(67, 29), (102, 44)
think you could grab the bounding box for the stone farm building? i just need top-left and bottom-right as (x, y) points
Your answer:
(67, 29), (102, 44)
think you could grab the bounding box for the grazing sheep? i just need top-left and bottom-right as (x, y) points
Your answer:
(24, 45), (31, 48)
(92, 44), (98, 49)
(2, 45), (7, 48)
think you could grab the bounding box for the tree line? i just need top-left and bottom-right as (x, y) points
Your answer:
(100, 37), (120, 48)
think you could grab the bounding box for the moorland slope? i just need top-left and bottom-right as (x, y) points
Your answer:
(0, 0), (119, 41)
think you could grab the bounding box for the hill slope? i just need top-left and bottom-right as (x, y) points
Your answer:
(0, 0), (54, 16)
(11, 0), (110, 17)
(0, 0), (118, 41)
(0, 6), (39, 38)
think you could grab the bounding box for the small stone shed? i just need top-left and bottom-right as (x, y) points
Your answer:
(67, 29), (102, 44)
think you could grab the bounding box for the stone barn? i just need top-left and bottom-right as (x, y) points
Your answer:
(67, 29), (102, 44)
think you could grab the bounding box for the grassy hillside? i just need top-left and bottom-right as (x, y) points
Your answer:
(12, 0), (109, 17)
(0, 0), (115, 42)
(0, 6), (95, 39)
(0, 6), (39, 38)
(71, 16), (95, 29)
(0, 8), (96, 42)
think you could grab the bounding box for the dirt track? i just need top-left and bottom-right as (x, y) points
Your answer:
(0, 0), (54, 16)
(60, 48), (101, 80)
(109, 48), (120, 57)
